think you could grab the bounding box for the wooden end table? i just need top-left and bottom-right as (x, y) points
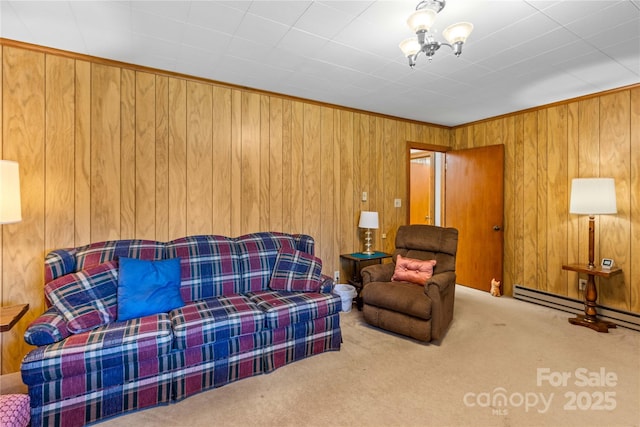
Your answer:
(562, 264), (621, 333)
(340, 252), (392, 310)
(0, 303), (29, 332)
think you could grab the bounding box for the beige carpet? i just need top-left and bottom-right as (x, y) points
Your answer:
(4, 286), (640, 426)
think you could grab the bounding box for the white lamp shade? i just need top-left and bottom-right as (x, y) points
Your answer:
(569, 178), (617, 215)
(399, 37), (421, 57)
(442, 22), (474, 44)
(0, 160), (22, 224)
(359, 211), (379, 229)
(407, 8), (437, 33)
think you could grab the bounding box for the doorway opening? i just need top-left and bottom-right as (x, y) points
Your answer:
(408, 147), (445, 227)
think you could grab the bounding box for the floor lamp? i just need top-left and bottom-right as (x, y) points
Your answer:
(567, 177), (617, 332)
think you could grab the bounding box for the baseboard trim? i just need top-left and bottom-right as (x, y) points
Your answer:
(513, 285), (640, 332)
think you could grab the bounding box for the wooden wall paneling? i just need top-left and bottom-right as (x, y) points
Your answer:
(211, 86), (232, 236)
(135, 71), (157, 240)
(358, 113), (370, 217)
(281, 100), (292, 234)
(155, 76), (169, 242)
(472, 123), (485, 147)
(513, 115), (525, 291)
(545, 106), (568, 295)
(319, 106), (334, 272)
(371, 116), (384, 252)
(339, 110), (354, 253)
(332, 110), (342, 275)
(352, 114), (362, 249)
(630, 87), (640, 312)
(522, 112), (538, 290)
(566, 102), (580, 299)
(598, 92), (630, 310)
(74, 60), (91, 246)
(167, 78), (187, 240)
(2, 47), (46, 374)
(240, 92), (261, 234)
(396, 121), (407, 230)
(45, 54), (75, 251)
(259, 95), (271, 232)
(185, 81), (213, 236)
(230, 89), (242, 236)
(120, 68), (136, 239)
(302, 103), (321, 243)
(383, 119), (397, 253)
(502, 116), (516, 295)
(91, 63), (121, 242)
(268, 98), (283, 232)
(290, 101), (304, 233)
(535, 110), (548, 291)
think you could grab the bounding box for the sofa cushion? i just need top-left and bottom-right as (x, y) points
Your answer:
(23, 307), (71, 346)
(236, 232), (297, 292)
(21, 313), (174, 385)
(247, 290), (341, 329)
(117, 257), (184, 321)
(391, 255), (436, 286)
(269, 247), (322, 292)
(166, 235), (241, 302)
(44, 261), (119, 334)
(170, 295), (265, 350)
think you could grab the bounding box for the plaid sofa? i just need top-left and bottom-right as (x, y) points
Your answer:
(21, 232), (342, 427)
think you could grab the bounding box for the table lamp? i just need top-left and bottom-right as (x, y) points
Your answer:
(569, 178), (617, 268)
(0, 160), (22, 224)
(358, 211), (379, 255)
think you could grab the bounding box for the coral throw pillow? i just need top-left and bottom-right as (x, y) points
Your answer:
(391, 255), (437, 286)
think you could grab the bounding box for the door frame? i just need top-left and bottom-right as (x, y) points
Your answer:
(405, 141), (449, 225)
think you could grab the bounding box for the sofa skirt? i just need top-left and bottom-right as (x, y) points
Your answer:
(29, 371), (173, 427)
(263, 313), (342, 372)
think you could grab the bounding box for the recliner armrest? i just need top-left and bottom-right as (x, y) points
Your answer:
(424, 271), (456, 295)
(361, 263), (395, 285)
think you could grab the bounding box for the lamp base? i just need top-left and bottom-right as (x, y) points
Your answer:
(362, 229), (375, 255)
(568, 314), (616, 333)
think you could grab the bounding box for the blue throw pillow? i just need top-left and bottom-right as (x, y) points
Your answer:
(117, 257), (184, 321)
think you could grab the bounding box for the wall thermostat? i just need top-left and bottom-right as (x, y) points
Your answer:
(601, 258), (614, 270)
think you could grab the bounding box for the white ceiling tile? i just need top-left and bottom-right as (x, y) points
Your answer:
(247, 1), (312, 26)
(187, 2), (245, 35)
(293, 2), (355, 39)
(181, 24), (233, 53)
(130, 1), (192, 23)
(234, 13), (290, 45)
(276, 28), (328, 54)
(131, 8), (185, 42)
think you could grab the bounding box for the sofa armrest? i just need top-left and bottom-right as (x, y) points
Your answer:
(23, 307), (71, 346)
(319, 274), (334, 293)
(361, 263), (395, 286)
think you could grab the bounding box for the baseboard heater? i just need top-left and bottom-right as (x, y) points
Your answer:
(513, 285), (640, 332)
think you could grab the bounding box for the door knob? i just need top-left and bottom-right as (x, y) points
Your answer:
(493, 225), (501, 231)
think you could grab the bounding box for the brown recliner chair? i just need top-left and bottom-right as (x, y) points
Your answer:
(360, 224), (458, 343)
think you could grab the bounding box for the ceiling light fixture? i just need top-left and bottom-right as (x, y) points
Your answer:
(399, 0), (473, 67)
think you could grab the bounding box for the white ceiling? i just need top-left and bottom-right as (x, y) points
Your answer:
(2, 0), (639, 126)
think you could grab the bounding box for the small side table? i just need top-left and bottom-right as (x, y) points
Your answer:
(1, 304), (29, 332)
(340, 252), (392, 310)
(562, 264), (621, 333)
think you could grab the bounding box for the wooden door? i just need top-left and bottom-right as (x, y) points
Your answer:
(445, 145), (504, 292)
(410, 154), (433, 224)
